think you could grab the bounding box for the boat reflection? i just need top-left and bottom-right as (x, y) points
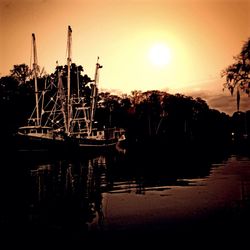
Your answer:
(29, 156), (107, 236)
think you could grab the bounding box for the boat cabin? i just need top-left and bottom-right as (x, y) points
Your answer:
(18, 126), (54, 136)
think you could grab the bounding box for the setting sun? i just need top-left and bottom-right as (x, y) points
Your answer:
(148, 43), (172, 67)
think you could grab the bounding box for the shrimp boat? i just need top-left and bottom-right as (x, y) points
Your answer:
(16, 26), (126, 153)
(16, 33), (67, 152)
(64, 26), (126, 152)
(70, 58), (126, 151)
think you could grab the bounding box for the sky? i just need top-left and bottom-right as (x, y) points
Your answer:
(0, 0), (250, 115)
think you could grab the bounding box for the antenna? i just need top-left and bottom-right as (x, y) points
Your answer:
(66, 25), (72, 135)
(89, 57), (103, 135)
(32, 33), (40, 126)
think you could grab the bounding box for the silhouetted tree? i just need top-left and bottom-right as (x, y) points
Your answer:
(0, 74), (34, 148)
(95, 92), (125, 128)
(10, 64), (31, 85)
(221, 38), (250, 111)
(230, 111), (250, 144)
(160, 94), (197, 143)
(50, 63), (92, 104)
(131, 90), (165, 139)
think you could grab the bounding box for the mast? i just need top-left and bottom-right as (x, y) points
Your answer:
(32, 33), (40, 126)
(89, 57), (102, 135)
(58, 71), (67, 133)
(66, 25), (72, 135)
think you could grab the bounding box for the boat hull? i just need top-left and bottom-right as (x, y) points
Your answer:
(75, 137), (124, 154)
(15, 134), (126, 156)
(15, 133), (73, 153)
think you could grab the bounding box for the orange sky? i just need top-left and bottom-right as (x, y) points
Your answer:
(0, 0), (250, 114)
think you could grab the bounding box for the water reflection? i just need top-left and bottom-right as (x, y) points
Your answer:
(1, 146), (250, 248)
(25, 150), (228, 236)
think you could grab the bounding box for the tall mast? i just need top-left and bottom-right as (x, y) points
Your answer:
(89, 57), (102, 135)
(66, 25), (72, 134)
(32, 33), (40, 126)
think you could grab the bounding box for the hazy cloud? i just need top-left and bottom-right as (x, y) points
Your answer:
(186, 90), (250, 116)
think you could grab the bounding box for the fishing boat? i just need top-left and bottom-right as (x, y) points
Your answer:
(16, 26), (126, 153)
(16, 33), (68, 152)
(64, 26), (126, 152)
(70, 57), (125, 150)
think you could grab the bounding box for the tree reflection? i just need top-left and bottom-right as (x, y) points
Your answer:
(24, 148), (230, 243)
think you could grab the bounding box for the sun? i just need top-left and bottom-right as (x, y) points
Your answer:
(148, 43), (172, 67)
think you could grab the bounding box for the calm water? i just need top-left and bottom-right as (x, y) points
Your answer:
(1, 148), (250, 248)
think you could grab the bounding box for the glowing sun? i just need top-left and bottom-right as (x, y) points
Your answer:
(148, 43), (172, 67)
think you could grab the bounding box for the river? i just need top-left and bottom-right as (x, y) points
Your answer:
(1, 147), (250, 248)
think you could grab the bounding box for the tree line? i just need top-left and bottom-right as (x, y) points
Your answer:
(0, 64), (247, 151)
